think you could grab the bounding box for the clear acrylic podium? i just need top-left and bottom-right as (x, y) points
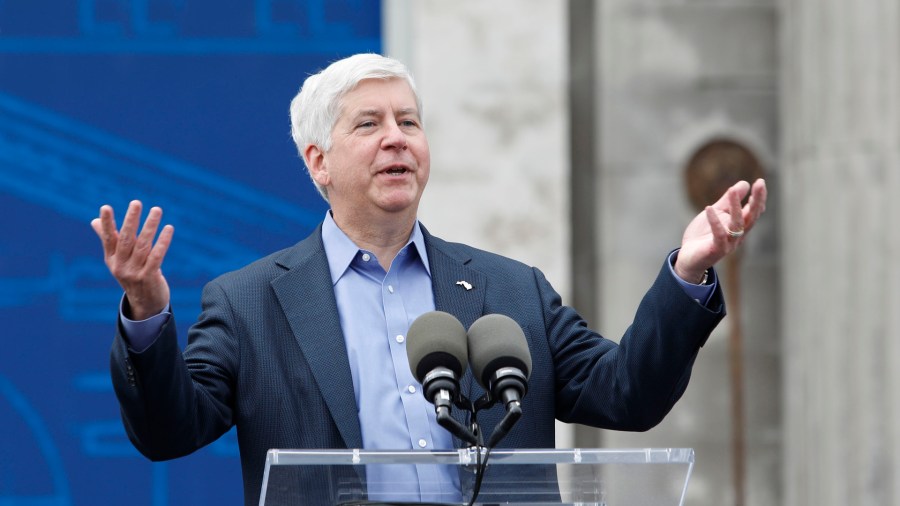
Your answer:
(259, 448), (695, 506)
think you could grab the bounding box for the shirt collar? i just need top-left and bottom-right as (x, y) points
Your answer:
(321, 211), (431, 285)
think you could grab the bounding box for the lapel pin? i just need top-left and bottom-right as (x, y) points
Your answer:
(456, 280), (473, 291)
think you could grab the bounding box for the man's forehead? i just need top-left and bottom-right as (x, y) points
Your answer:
(340, 78), (418, 112)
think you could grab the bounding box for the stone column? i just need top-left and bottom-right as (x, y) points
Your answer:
(382, 0), (569, 292)
(780, 1), (900, 504)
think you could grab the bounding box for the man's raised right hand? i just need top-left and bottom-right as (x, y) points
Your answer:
(91, 200), (174, 321)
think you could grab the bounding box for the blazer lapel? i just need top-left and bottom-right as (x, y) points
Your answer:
(427, 247), (486, 335)
(271, 228), (363, 449)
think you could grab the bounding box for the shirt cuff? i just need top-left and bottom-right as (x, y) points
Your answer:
(119, 295), (171, 353)
(667, 250), (717, 306)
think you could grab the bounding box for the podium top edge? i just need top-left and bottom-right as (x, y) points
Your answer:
(264, 448), (695, 466)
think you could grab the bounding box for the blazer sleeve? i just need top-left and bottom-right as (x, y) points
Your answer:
(110, 279), (239, 461)
(545, 258), (725, 431)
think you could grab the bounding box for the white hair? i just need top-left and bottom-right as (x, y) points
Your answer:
(289, 53), (423, 201)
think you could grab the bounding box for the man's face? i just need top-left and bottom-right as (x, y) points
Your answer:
(311, 78), (430, 220)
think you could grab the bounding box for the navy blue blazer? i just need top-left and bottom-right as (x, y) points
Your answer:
(110, 225), (724, 505)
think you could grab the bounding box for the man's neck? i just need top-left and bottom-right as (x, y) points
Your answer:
(330, 210), (416, 271)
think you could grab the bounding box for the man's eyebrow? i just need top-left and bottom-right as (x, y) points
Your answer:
(349, 108), (382, 121)
(347, 107), (420, 122)
(396, 107), (420, 117)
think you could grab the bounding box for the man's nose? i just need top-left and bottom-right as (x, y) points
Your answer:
(382, 122), (409, 150)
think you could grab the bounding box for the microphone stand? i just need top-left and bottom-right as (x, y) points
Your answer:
(424, 367), (528, 506)
(434, 394), (479, 446)
(424, 367), (479, 446)
(486, 398), (522, 448)
(474, 367), (527, 448)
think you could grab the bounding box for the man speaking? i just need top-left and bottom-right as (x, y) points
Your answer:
(91, 53), (767, 505)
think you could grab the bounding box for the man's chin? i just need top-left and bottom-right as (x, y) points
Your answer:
(373, 187), (422, 210)
(378, 203), (418, 215)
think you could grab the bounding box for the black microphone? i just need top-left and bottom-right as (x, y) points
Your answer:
(406, 311), (478, 445)
(467, 314), (532, 447)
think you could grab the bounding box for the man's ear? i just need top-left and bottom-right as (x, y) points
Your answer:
(304, 144), (330, 187)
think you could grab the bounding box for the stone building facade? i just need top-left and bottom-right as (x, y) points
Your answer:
(385, 1), (899, 504)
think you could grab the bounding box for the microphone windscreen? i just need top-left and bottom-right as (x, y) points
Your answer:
(406, 311), (469, 382)
(467, 314), (532, 388)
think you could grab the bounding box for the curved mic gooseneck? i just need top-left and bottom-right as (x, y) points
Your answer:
(406, 311), (478, 446)
(466, 314), (532, 448)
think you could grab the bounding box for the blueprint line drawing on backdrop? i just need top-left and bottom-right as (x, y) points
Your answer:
(0, 1), (381, 503)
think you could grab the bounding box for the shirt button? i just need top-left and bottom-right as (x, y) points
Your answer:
(388, 285), (394, 293)
(395, 335), (405, 343)
(418, 439), (427, 448)
(361, 253), (371, 262)
(407, 385), (416, 394)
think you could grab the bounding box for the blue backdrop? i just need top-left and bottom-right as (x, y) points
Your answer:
(0, 1), (380, 504)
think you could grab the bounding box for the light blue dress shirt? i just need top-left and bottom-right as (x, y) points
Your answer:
(320, 212), (459, 502)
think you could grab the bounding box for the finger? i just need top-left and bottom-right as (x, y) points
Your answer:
(741, 179), (768, 233)
(135, 206), (164, 254)
(705, 205), (729, 244)
(90, 218), (105, 252)
(728, 184), (745, 233)
(712, 180), (750, 211)
(93, 205), (119, 257)
(750, 178), (768, 216)
(117, 200), (143, 255)
(146, 224), (174, 272)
